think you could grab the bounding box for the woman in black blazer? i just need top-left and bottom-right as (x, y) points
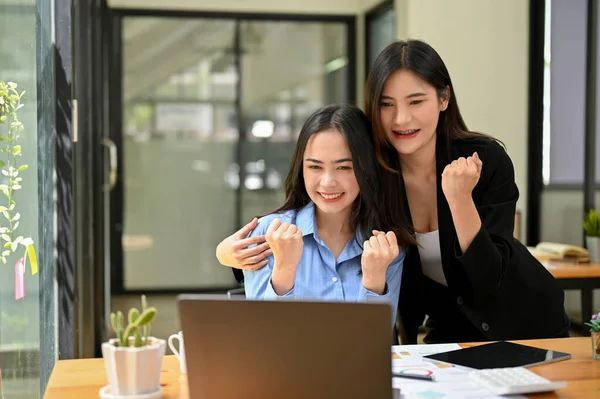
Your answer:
(216, 39), (570, 344)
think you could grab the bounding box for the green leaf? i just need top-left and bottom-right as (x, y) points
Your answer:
(1, 234), (10, 242)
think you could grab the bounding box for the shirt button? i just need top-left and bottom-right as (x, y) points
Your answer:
(481, 322), (490, 332)
(456, 296), (464, 305)
(331, 277), (338, 283)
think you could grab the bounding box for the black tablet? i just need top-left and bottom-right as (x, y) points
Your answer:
(423, 341), (571, 370)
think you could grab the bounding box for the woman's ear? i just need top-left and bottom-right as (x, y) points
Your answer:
(440, 86), (450, 111)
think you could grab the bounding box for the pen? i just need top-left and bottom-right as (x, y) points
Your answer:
(392, 372), (435, 381)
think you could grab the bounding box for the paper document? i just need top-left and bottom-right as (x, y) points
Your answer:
(391, 344), (526, 399)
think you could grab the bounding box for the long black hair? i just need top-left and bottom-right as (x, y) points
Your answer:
(271, 103), (414, 248)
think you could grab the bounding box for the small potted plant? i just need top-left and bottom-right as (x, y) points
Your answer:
(583, 209), (600, 262)
(585, 310), (600, 360)
(101, 295), (165, 397)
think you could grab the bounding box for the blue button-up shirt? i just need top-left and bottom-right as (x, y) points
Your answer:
(243, 202), (405, 327)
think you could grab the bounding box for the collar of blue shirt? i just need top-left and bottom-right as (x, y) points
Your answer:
(295, 201), (364, 263)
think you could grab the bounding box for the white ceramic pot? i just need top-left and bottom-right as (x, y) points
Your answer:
(586, 236), (600, 262)
(101, 337), (166, 396)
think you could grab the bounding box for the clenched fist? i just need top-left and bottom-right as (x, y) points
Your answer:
(265, 218), (303, 295)
(441, 151), (483, 206)
(361, 231), (399, 295)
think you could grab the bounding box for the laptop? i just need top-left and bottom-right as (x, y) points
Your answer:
(177, 294), (396, 399)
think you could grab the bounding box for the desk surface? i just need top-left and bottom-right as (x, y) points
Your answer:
(44, 337), (599, 398)
(544, 260), (600, 279)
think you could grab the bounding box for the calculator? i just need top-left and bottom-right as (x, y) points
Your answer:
(468, 367), (567, 395)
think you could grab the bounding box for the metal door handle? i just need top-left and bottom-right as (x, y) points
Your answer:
(102, 138), (117, 191)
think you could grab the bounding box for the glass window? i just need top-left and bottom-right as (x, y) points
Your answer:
(543, 0), (600, 184)
(118, 16), (351, 291)
(0, 0), (45, 397)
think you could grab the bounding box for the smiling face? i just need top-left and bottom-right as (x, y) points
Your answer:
(379, 68), (448, 157)
(302, 128), (360, 217)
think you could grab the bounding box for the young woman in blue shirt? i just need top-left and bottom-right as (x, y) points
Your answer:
(236, 104), (413, 327)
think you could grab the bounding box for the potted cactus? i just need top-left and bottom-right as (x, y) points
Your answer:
(101, 295), (166, 397)
(584, 209), (600, 262)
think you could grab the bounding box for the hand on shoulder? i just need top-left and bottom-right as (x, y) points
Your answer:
(215, 217), (272, 271)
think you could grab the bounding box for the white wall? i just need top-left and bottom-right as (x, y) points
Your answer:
(394, 0), (530, 239)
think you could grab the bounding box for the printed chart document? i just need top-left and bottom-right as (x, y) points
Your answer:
(391, 343), (526, 399)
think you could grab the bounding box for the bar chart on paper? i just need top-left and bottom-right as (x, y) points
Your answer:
(391, 344), (527, 399)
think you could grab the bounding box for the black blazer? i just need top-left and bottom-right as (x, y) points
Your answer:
(397, 135), (570, 344)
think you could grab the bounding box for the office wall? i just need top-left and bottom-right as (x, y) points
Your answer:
(394, 0), (530, 240)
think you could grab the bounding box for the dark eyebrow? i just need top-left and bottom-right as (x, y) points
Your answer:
(333, 158), (352, 163)
(380, 93), (427, 100)
(305, 158), (352, 164)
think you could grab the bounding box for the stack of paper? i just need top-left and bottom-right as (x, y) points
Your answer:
(391, 343), (527, 399)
